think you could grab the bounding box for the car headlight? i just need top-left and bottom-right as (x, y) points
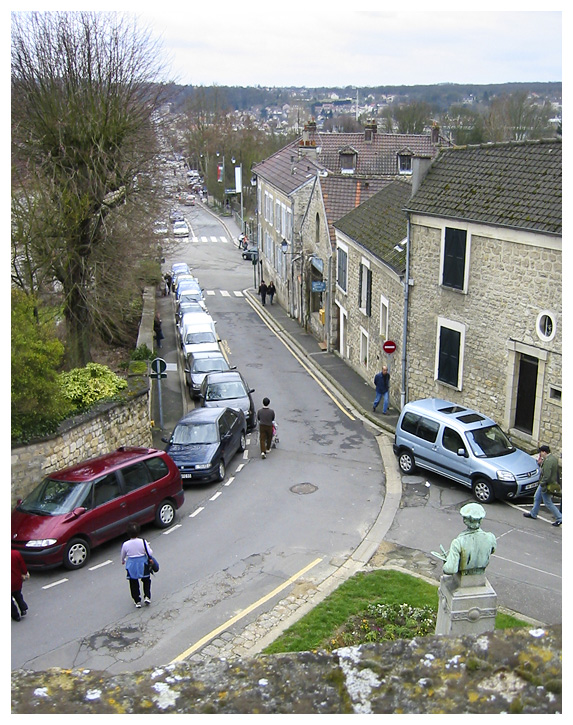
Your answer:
(496, 471), (516, 482)
(26, 539), (57, 547)
(194, 463), (211, 470)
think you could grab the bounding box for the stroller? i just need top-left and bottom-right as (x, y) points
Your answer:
(271, 421), (279, 448)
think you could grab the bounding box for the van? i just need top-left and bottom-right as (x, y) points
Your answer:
(393, 398), (540, 503)
(181, 322), (221, 358)
(11, 447), (184, 570)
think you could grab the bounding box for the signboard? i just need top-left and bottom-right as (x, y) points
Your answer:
(382, 340), (397, 354)
(151, 358), (167, 374)
(312, 281), (326, 292)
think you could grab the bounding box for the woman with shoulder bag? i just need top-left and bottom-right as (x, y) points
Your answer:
(121, 522), (155, 607)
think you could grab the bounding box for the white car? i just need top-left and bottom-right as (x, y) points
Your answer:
(182, 324), (221, 358)
(180, 312), (217, 348)
(173, 220), (189, 237)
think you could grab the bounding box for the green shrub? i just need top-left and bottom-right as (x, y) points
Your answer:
(59, 362), (127, 410)
(131, 344), (153, 361)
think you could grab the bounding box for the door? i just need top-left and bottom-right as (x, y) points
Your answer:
(514, 354), (538, 434)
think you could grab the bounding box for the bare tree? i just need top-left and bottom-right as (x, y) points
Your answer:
(483, 92), (555, 142)
(11, 11), (167, 366)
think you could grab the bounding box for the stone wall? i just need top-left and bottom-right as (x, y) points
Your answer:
(406, 219), (561, 453)
(11, 385), (152, 507)
(10, 625), (561, 714)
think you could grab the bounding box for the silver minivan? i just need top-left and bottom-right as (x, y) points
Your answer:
(393, 398), (540, 503)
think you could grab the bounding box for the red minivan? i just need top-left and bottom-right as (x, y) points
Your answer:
(11, 447), (184, 570)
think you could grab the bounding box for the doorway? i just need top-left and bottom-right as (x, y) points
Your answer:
(514, 354), (538, 434)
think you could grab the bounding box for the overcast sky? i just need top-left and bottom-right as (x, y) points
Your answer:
(134, 4), (562, 88)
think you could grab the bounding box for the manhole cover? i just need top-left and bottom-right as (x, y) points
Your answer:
(290, 482), (318, 495)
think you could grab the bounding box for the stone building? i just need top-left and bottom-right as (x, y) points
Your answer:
(404, 139), (562, 453)
(252, 121), (445, 348)
(333, 179), (412, 410)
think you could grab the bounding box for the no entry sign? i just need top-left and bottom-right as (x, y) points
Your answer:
(382, 340), (397, 354)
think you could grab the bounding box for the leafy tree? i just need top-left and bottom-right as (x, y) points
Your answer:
(11, 290), (70, 442)
(11, 11), (167, 367)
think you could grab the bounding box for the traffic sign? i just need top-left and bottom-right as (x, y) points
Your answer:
(382, 340), (397, 354)
(151, 357), (167, 374)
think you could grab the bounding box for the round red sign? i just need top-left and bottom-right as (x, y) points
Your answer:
(382, 340), (397, 354)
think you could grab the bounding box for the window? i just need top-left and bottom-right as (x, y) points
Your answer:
(275, 200), (281, 233)
(358, 261), (372, 315)
(435, 317), (466, 389)
(285, 208), (292, 242)
(442, 427), (466, 454)
(400, 412), (440, 443)
(398, 154), (412, 174)
(340, 152), (356, 174)
(380, 295), (389, 340)
(360, 328), (369, 367)
(337, 244), (348, 293)
(536, 310), (556, 342)
(441, 227), (468, 291)
(121, 461), (152, 493)
(92, 474), (122, 507)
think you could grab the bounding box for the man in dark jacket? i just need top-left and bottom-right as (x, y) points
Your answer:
(257, 397), (275, 459)
(373, 365), (390, 414)
(524, 445), (562, 526)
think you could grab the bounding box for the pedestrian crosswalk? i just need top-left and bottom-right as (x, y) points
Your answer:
(187, 235), (230, 244)
(204, 289), (244, 297)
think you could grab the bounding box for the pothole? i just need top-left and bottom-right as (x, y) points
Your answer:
(290, 482), (318, 495)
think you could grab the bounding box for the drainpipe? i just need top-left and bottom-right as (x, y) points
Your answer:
(401, 218), (411, 410)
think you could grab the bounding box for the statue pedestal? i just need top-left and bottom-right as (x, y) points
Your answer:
(435, 573), (497, 636)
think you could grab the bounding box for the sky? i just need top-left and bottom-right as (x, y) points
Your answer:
(131, 4), (562, 88)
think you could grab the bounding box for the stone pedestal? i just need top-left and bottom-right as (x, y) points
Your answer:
(435, 572), (497, 636)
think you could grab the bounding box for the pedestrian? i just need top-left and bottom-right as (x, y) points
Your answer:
(268, 281), (276, 304)
(524, 445), (562, 526)
(11, 549), (29, 622)
(120, 522), (153, 607)
(153, 313), (164, 349)
(258, 280), (268, 306)
(257, 397), (275, 459)
(373, 365), (390, 414)
(164, 273), (172, 296)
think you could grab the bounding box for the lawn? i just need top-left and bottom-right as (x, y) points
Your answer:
(262, 569), (528, 654)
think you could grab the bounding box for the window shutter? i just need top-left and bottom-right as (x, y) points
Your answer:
(438, 326), (461, 386)
(366, 268), (372, 316)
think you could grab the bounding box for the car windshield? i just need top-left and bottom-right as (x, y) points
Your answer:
(186, 331), (216, 344)
(206, 381), (246, 400)
(466, 425), (515, 458)
(18, 477), (89, 516)
(172, 422), (218, 445)
(193, 358), (228, 374)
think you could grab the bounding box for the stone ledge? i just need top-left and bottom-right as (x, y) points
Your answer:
(11, 625), (561, 714)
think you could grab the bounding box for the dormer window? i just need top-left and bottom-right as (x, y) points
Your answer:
(398, 154), (413, 174)
(339, 147), (357, 174)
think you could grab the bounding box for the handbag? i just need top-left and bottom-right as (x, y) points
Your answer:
(144, 540), (159, 573)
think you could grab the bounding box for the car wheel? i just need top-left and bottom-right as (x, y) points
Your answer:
(155, 500), (176, 528)
(398, 450), (415, 474)
(472, 478), (495, 504)
(216, 459), (226, 482)
(63, 538), (90, 570)
(238, 432), (246, 452)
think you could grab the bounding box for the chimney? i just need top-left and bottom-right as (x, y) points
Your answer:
(364, 119), (378, 143)
(431, 123), (440, 145)
(299, 120), (318, 158)
(411, 156), (433, 197)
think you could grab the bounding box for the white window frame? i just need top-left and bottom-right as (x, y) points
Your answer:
(434, 317), (466, 391)
(336, 241), (348, 294)
(358, 257), (371, 314)
(360, 327), (369, 368)
(536, 310), (557, 342)
(379, 294), (389, 341)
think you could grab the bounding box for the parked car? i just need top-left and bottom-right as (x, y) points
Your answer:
(169, 208), (185, 223)
(199, 371), (256, 430)
(174, 274), (198, 297)
(242, 246), (259, 261)
(11, 448), (184, 570)
(393, 398), (541, 503)
(185, 351), (234, 397)
(175, 300), (207, 329)
(163, 407), (247, 484)
(173, 220), (190, 237)
(184, 194), (195, 206)
(176, 280), (205, 304)
(171, 262), (190, 277)
(182, 324), (221, 357)
(153, 220), (168, 236)
(179, 311), (217, 347)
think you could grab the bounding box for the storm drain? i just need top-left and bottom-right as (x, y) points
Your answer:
(290, 482), (318, 495)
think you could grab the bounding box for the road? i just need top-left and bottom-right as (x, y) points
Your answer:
(11, 200), (385, 673)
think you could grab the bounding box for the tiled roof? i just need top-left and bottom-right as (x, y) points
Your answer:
(405, 139), (562, 236)
(334, 179), (411, 275)
(252, 130), (441, 193)
(320, 176), (393, 243)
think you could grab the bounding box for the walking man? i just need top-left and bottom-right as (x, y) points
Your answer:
(258, 280), (268, 306)
(257, 397), (275, 459)
(373, 365), (390, 414)
(524, 445), (562, 526)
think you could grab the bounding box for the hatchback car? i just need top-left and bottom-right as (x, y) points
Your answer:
(199, 371), (256, 430)
(163, 407), (247, 484)
(185, 351), (234, 397)
(242, 246), (259, 261)
(173, 220), (190, 237)
(11, 447), (184, 570)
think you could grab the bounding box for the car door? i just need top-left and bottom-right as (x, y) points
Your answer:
(117, 460), (158, 525)
(433, 425), (474, 487)
(83, 472), (127, 546)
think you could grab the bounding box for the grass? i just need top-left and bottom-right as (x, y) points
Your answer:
(262, 569), (528, 655)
